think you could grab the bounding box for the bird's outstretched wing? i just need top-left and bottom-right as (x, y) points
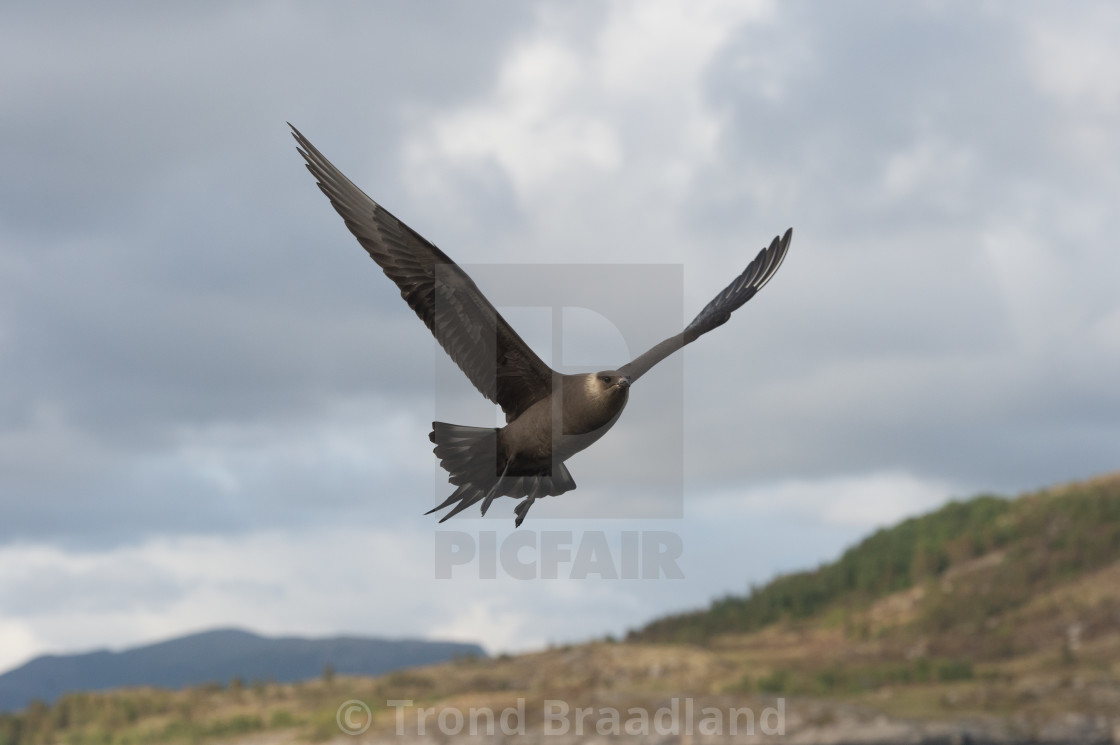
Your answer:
(618, 228), (792, 383)
(291, 124), (554, 420)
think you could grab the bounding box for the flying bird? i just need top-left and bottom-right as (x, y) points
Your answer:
(290, 124), (791, 526)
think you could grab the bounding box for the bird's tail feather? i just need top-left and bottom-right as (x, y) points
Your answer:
(428, 421), (576, 524)
(430, 422), (500, 486)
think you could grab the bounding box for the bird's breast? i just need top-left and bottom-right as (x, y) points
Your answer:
(499, 388), (628, 467)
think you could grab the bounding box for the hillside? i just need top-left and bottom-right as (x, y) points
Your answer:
(0, 629), (484, 713)
(630, 471), (1120, 659)
(2, 473), (1119, 744)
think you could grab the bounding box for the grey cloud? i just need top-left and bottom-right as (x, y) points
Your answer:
(700, 1), (1114, 243)
(0, 2), (532, 234)
(668, 0), (1120, 495)
(0, 2), (538, 546)
(1, 0), (1118, 557)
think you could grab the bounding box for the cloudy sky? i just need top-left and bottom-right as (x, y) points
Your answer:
(2, 0), (1119, 673)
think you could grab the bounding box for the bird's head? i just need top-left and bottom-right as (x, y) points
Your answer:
(589, 371), (632, 397)
(565, 371), (632, 434)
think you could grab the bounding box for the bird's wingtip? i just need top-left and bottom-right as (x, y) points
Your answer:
(287, 122), (308, 145)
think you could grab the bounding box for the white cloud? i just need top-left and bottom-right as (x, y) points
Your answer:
(0, 523), (709, 671)
(1024, 6), (1120, 130)
(881, 139), (974, 209)
(695, 471), (957, 530)
(401, 0), (772, 239)
(597, 1), (772, 92)
(0, 620), (38, 676)
(426, 601), (531, 651)
(403, 39), (622, 202)
(0, 527), (429, 671)
(1014, 5), (1120, 185)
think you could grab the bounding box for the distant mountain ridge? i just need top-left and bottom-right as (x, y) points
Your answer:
(0, 628), (485, 712)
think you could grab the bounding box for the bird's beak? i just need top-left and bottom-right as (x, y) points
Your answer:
(618, 376), (632, 389)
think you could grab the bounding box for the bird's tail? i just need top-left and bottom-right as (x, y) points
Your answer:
(430, 422), (501, 486)
(428, 421), (576, 524)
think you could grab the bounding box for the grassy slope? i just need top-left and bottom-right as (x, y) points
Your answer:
(3, 472), (1119, 744)
(632, 471), (1120, 717)
(632, 471), (1120, 647)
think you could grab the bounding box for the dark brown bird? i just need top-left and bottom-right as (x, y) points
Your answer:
(291, 124), (791, 526)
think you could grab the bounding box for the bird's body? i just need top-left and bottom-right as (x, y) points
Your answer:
(428, 371), (631, 524)
(500, 373), (630, 471)
(291, 124), (791, 526)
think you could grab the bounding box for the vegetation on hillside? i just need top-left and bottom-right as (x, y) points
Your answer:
(630, 473), (1120, 646)
(626, 472), (1120, 713)
(0, 668), (421, 745)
